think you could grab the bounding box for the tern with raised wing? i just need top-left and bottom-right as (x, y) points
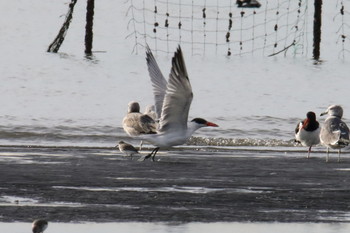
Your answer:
(138, 45), (218, 161)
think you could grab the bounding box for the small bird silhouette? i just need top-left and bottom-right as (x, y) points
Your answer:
(32, 219), (48, 233)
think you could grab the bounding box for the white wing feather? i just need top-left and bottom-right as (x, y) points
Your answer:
(145, 45), (168, 120)
(157, 46), (193, 133)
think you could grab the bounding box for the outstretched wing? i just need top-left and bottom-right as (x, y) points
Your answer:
(158, 46), (193, 133)
(145, 45), (168, 120)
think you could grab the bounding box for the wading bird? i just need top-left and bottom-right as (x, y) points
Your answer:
(117, 141), (139, 159)
(295, 111), (320, 158)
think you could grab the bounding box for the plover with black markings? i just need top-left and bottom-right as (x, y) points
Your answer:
(295, 111), (320, 158)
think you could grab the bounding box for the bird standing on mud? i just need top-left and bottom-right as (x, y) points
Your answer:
(295, 111), (320, 158)
(320, 105), (350, 162)
(117, 141), (139, 159)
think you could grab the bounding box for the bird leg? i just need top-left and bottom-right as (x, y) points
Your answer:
(143, 147), (160, 161)
(307, 146), (312, 159)
(139, 140), (143, 151)
(326, 147), (329, 162)
(338, 149), (341, 163)
(151, 147), (160, 161)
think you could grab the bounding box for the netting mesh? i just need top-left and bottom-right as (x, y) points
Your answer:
(335, 0), (350, 59)
(126, 0), (309, 56)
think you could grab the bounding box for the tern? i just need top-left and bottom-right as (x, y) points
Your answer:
(320, 105), (350, 162)
(32, 219), (48, 233)
(138, 45), (218, 161)
(295, 111), (320, 158)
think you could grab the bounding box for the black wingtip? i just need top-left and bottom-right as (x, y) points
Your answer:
(176, 44), (182, 53)
(174, 45), (183, 59)
(145, 44), (155, 65)
(172, 45), (187, 77)
(145, 44), (151, 53)
(145, 44), (151, 57)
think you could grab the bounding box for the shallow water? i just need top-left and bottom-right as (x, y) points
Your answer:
(1, 1), (350, 148)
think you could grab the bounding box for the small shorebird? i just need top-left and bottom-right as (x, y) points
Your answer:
(122, 101), (157, 149)
(137, 45), (218, 161)
(295, 111), (320, 158)
(320, 105), (350, 162)
(117, 141), (139, 159)
(32, 219), (48, 233)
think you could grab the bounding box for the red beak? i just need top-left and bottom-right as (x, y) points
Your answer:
(206, 122), (219, 127)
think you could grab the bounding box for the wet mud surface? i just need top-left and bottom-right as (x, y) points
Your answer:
(0, 146), (349, 223)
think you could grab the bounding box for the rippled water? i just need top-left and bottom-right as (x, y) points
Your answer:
(1, 55), (349, 149)
(1, 0), (350, 149)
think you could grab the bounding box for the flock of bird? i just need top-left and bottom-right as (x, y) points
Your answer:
(117, 45), (349, 162)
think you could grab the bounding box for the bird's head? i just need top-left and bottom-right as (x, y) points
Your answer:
(127, 101), (140, 113)
(320, 105), (343, 118)
(190, 118), (219, 128)
(306, 111), (316, 121)
(115, 141), (125, 148)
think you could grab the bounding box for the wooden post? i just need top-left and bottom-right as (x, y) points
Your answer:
(85, 0), (94, 55)
(313, 0), (322, 60)
(47, 0), (78, 53)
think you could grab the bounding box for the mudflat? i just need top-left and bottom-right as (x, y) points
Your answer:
(0, 146), (349, 223)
